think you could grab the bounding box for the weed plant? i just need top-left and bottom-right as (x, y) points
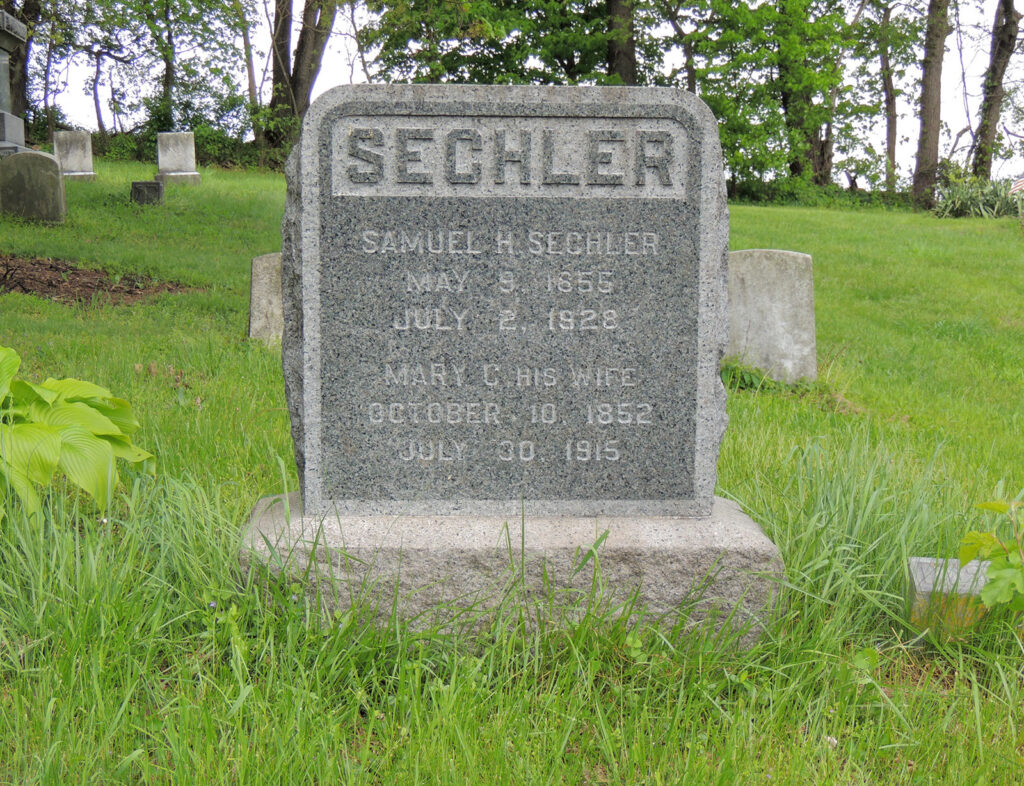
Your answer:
(0, 161), (1021, 782)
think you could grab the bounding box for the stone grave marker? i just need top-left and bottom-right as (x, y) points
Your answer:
(53, 130), (96, 179)
(155, 132), (201, 184)
(907, 556), (989, 636)
(727, 249), (817, 382)
(0, 10), (29, 157)
(0, 150), (65, 222)
(245, 85), (782, 638)
(249, 252), (283, 345)
(130, 180), (164, 205)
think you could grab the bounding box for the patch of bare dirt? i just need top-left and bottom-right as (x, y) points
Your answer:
(0, 253), (193, 305)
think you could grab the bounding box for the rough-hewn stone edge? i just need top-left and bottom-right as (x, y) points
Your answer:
(281, 147), (305, 479)
(241, 493), (784, 646)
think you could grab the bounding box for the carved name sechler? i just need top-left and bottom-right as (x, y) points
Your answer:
(331, 117), (689, 198)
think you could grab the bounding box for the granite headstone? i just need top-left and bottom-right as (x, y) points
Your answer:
(283, 85), (727, 518)
(53, 130), (96, 179)
(0, 150), (65, 222)
(155, 132), (201, 184)
(246, 85), (782, 640)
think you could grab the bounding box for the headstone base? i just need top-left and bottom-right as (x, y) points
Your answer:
(62, 171), (95, 181)
(243, 493), (783, 645)
(155, 171), (201, 185)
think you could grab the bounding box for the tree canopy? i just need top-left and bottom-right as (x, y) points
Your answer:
(4, 0), (1022, 198)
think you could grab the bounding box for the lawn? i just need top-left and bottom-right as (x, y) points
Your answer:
(0, 159), (1021, 783)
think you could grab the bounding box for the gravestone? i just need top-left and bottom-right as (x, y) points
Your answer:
(0, 150), (65, 222)
(244, 85), (782, 639)
(727, 249), (817, 383)
(130, 180), (164, 205)
(907, 556), (989, 636)
(249, 252), (283, 345)
(155, 132), (201, 184)
(53, 130), (96, 179)
(0, 10), (29, 157)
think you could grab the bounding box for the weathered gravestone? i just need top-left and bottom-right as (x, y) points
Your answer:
(907, 556), (989, 636)
(155, 132), (201, 184)
(249, 252), (284, 345)
(0, 10), (29, 157)
(727, 249), (817, 383)
(0, 150), (65, 222)
(53, 130), (96, 180)
(130, 180), (164, 205)
(244, 85), (782, 638)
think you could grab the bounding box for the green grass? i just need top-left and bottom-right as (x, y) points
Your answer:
(0, 161), (1022, 783)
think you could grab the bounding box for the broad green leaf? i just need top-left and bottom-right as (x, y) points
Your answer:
(42, 377), (115, 402)
(55, 426), (117, 510)
(977, 501), (1012, 515)
(42, 402), (122, 436)
(89, 398), (140, 435)
(0, 423), (61, 483)
(0, 459), (42, 522)
(0, 346), (20, 401)
(9, 379), (59, 405)
(99, 434), (155, 466)
(980, 574), (1018, 608)
(959, 531), (1002, 564)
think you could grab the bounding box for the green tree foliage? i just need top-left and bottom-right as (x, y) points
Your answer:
(359, 0), (924, 192)
(359, 1), (663, 85)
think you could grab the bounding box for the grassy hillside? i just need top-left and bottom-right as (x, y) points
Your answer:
(0, 161), (1021, 783)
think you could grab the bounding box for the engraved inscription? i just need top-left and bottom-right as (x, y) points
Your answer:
(332, 117), (689, 198)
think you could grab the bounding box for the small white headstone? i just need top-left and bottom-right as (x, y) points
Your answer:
(53, 130), (95, 180)
(155, 132), (201, 185)
(727, 249), (817, 383)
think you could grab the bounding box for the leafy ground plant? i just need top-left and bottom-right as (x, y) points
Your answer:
(0, 345), (153, 522)
(960, 496), (1024, 612)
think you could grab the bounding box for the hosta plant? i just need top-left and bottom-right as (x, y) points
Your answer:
(0, 345), (154, 523)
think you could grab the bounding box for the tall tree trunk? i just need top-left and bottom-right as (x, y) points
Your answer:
(161, 1), (175, 117)
(92, 51), (106, 137)
(879, 5), (898, 194)
(5, 0), (41, 118)
(291, 0), (338, 117)
(267, 0), (338, 147)
(607, 0), (637, 84)
(270, 0), (293, 114)
(42, 18), (53, 140)
(913, 0), (951, 209)
(682, 37), (695, 93)
(971, 0), (1021, 179)
(231, 0), (263, 145)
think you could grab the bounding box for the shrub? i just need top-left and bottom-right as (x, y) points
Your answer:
(0, 346), (154, 523)
(933, 171), (1022, 219)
